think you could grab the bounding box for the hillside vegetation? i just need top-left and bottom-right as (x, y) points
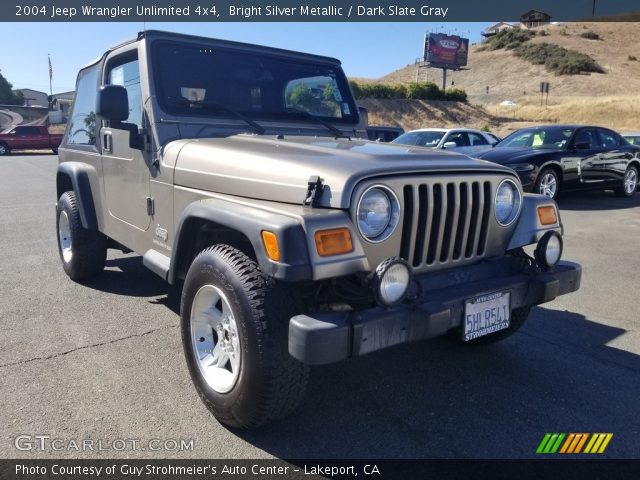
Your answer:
(356, 22), (640, 134)
(480, 29), (604, 75)
(378, 22), (640, 102)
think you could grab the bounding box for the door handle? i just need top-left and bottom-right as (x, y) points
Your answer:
(102, 131), (112, 154)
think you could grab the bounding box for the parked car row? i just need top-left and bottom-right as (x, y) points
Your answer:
(391, 124), (640, 200)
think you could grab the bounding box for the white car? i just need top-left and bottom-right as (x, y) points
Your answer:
(391, 128), (500, 155)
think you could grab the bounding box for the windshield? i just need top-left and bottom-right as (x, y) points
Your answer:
(392, 131), (445, 147)
(151, 41), (358, 125)
(497, 126), (575, 149)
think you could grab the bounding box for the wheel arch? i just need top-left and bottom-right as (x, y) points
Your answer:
(56, 162), (99, 230)
(538, 161), (564, 185)
(168, 200), (312, 285)
(628, 158), (640, 173)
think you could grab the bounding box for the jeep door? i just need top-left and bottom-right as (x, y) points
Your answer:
(99, 50), (151, 231)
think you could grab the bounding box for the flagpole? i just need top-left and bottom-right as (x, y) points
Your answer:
(48, 53), (52, 97)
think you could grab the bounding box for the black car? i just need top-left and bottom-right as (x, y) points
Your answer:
(475, 125), (640, 200)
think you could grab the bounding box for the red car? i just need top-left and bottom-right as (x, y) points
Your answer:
(0, 125), (63, 155)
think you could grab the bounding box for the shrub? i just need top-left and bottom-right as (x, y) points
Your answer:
(580, 31), (601, 40)
(406, 82), (442, 100)
(444, 88), (468, 102)
(628, 55), (638, 61)
(349, 80), (467, 102)
(483, 29), (533, 51)
(515, 43), (605, 75)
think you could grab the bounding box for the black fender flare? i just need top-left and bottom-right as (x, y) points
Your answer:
(168, 199), (313, 284)
(56, 162), (99, 230)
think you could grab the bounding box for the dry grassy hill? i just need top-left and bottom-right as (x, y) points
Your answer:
(361, 22), (640, 135)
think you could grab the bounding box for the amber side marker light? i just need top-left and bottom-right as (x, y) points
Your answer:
(261, 230), (281, 261)
(537, 205), (558, 225)
(315, 228), (354, 257)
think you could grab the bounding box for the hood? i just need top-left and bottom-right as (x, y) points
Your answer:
(169, 135), (514, 208)
(474, 147), (557, 164)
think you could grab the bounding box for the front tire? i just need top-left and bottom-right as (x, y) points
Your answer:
(535, 168), (560, 200)
(181, 245), (309, 429)
(615, 165), (638, 198)
(0, 143), (9, 156)
(56, 191), (107, 280)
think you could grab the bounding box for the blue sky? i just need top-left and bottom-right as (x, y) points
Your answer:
(0, 22), (491, 94)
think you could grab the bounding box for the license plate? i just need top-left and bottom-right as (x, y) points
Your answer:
(463, 291), (511, 341)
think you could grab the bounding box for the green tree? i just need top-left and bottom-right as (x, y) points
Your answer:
(286, 83), (322, 114)
(0, 69), (24, 105)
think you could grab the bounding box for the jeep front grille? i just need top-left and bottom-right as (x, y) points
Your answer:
(399, 180), (492, 268)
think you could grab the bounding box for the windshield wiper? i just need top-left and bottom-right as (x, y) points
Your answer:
(286, 107), (350, 139)
(168, 98), (265, 135)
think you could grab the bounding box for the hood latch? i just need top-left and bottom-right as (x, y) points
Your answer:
(303, 176), (324, 208)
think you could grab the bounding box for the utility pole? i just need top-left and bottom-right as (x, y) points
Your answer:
(592, 0), (596, 17)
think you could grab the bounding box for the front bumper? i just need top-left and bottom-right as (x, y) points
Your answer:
(289, 257), (581, 365)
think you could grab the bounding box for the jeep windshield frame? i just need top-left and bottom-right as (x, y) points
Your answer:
(150, 39), (359, 127)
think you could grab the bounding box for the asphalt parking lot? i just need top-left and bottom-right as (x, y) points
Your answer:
(1, 154), (639, 459)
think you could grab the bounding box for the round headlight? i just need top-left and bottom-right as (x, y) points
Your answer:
(495, 179), (522, 226)
(357, 186), (400, 242)
(535, 231), (563, 270)
(372, 257), (412, 307)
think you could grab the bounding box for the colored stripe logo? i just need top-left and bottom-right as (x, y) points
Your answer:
(537, 433), (613, 454)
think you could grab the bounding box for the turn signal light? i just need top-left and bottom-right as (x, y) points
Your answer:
(261, 230), (281, 261)
(315, 228), (353, 257)
(537, 206), (558, 225)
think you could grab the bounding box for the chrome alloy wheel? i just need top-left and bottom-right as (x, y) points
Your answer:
(0, 145), (7, 155)
(58, 210), (73, 263)
(624, 168), (638, 194)
(538, 172), (558, 198)
(190, 285), (241, 394)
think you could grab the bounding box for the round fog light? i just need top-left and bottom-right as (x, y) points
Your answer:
(372, 258), (412, 307)
(535, 231), (563, 270)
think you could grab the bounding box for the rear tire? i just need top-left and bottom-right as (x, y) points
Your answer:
(56, 191), (107, 280)
(615, 165), (638, 198)
(52, 148), (59, 155)
(181, 245), (309, 429)
(462, 306), (531, 345)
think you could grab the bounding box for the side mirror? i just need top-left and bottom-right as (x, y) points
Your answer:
(96, 85), (129, 122)
(96, 85), (141, 150)
(443, 141), (457, 149)
(574, 142), (591, 150)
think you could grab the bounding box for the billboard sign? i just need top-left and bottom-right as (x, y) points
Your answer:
(424, 33), (469, 69)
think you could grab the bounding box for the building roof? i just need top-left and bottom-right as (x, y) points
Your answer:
(52, 91), (75, 100)
(485, 22), (515, 31)
(14, 88), (48, 96)
(520, 10), (551, 18)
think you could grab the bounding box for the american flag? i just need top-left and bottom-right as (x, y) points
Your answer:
(48, 55), (53, 81)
